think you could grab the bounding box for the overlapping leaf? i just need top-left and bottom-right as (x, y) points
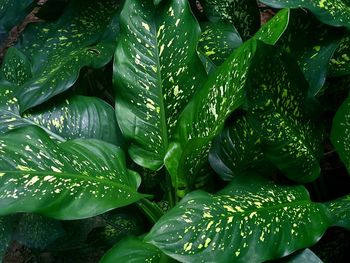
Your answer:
(329, 33), (350, 76)
(0, 126), (145, 220)
(278, 249), (323, 263)
(113, 0), (206, 170)
(101, 236), (172, 263)
(201, 0), (260, 40)
(145, 175), (350, 263)
(211, 46), (323, 183)
(0, 0), (33, 40)
(261, 0), (350, 28)
(331, 95), (350, 174)
(2, 0), (120, 112)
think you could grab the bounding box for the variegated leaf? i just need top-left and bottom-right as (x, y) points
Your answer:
(114, 0), (206, 170)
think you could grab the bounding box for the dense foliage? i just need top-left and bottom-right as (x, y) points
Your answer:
(1, 0), (350, 262)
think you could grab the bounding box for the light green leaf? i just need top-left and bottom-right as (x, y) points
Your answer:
(198, 22), (242, 66)
(331, 95), (350, 174)
(201, 0), (260, 40)
(145, 175), (343, 263)
(113, 0), (206, 170)
(0, 126), (145, 220)
(100, 236), (173, 263)
(329, 33), (350, 76)
(2, 0), (121, 112)
(261, 0), (350, 28)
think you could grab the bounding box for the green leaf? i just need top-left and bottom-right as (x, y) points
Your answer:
(276, 10), (343, 96)
(331, 95), (350, 174)
(0, 216), (12, 261)
(0, 92), (124, 145)
(326, 195), (350, 229)
(0, 126), (145, 220)
(278, 249), (323, 263)
(100, 236), (172, 263)
(261, 0), (350, 29)
(211, 46), (323, 183)
(2, 0), (121, 112)
(165, 38), (258, 194)
(0, 0), (34, 35)
(329, 33), (350, 76)
(145, 175), (333, 263)
(254, 8), (290, 46)
(198, 22), (242, 66)
(13, 213), (64, 249)
(113, 0), (206, 170)
(201, 0), (260, 40)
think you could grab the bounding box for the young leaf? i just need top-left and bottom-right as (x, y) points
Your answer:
(331, 95), (350, 174)
(113, 0), (206, 170)
(329, 33), (350, 77)
(100, 236), (173, 263)
(3, 0), (121, 112)
(201, 0), (260, 40)
(0, 126), (145, 220)
(198, 22), (242, 66)
(261, 0), (350, 28)
(145, 174), (346, 263)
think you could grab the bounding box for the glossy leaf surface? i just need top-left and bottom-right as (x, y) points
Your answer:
(3, 0), (120, 112)
(114, 0), (206, 170)
(101, 236), (171, 263)
(261, 0), (350, 28)
(201, 0), (260, 40)
(279, 249), (323, 263)
(331, 95), (350, 174)
(145, 175), (331, 263)
(0, 126), (144, 220)
(198, 22), (242, 66)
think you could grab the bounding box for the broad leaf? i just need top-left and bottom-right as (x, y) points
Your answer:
(329, 33), (350, 76)
(278, 249), (323, 263)
(145, 175), (349, 263)
(0, 0), (33, 37)
(198, 22), (242, 66)
(100, 236), (173, 263)
(114, 0), (206, 170)
(331, 95), (350, 174)
(277, 10), (343, 96)
(3, 0), (121, 112)
(0, 126), (145, 220)
(201, 0), (260, 40)
(261, 0), (350, 28)
(211, 46), (323, 183)
(13, 213), (64, 249)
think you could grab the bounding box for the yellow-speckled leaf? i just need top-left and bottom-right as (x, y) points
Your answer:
(113, 0), (206, 170)
(201, 0), (260, 40)
(145, 175), (333, 263)
(261, 0), (350, 28)
(329, 33), (350, 76)
(1, 0), (121, 112)
(0, 126), (145, 220)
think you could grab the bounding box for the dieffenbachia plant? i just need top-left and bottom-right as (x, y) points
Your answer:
(1, 0), (350, 262)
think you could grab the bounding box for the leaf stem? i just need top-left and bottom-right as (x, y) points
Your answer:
(135, 198), (164, 225)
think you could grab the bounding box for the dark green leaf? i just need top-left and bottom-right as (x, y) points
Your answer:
(326, 194), (350, 229)
(278, 249), (323, 263)
(13, 213), (64, 249)
(198, 22), (242, 66)
(0, 216), (12, 261)
(261, 0), (350, 28)
(145, 175), (333, 263)
(2, 0), (121, 112)
(0, 126), (145, 220)
(277, 10), (343, 96)
(0, 0), (34, 35)
(329, 33), (350, 76)
(201, 0), (260, 40)
(331, 95), (350, 174)
(114, 0), (206, 170)
(100, 236), (172, 263)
